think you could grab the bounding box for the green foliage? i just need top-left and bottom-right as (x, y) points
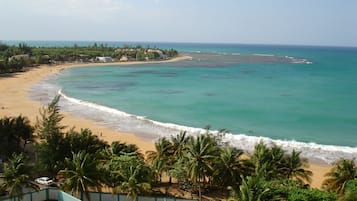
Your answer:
(100, 141), (142, 163)
(163, 49), (178, 57)
(110, 141), (140, 156)
(250, 142), (285, 179)
(230, 172), (270, 201)
(35, 95), (65, 139)
(344, 179), (357, 193)
(282, 150), (312, 183)
(59, 151), (103, 201)
(35, 96), (112, 179)
(262, 179), (337, 201)
(287, 188), (337, 201)
(339, 180), (357, 201)
(18, 43), (32, 54)
(213, 147), (244, 188)
(339, 191), (357, 201)
(170, 131), (190, 160)
(184, 134), (220, 184)
(323, 159), (356, 194)
(248, 142), (312, 184)
(0, 116), (34, 159)
(108, 153), (151, 200)
(3, 96), (352, 200)
(136, 51), (146, 61)
(0, 42), (9, 51)
(35, 96), (66, 176)
(0, 43), (179, 74)
(183, 134), (221, 200)
(1, 153), (38, 200)
(146, 137), (173, 183)
(64, 128), (108, 156)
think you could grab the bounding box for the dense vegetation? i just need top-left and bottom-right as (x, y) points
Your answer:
(0, 43), (178, 74)
(0, 96), (356, 201)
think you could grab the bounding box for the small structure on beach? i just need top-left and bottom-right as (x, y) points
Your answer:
(119, 56), (129, 62)
(95, 57), (113, 63)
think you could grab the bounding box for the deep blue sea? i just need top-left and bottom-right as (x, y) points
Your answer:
(18, 41), (357, 163)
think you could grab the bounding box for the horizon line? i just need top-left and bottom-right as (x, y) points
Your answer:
(1, 39), (357, 49)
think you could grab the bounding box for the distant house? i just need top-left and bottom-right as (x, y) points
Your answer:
(78, 54), (90, 62)
(8, 54), (30, 61)
(95, 57), (113, 63)
(115, 48), (137, 53)
(119, 56), (129, 62)
(147, 49), (167, 60)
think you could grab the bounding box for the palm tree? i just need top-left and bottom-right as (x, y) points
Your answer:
(110, 141), (141, 156)
(229, 170), (270, 201)
(0, 115), (34, 155)
(13, 115), (35, 151)
(100, 141), (140, 162)
(213, 147), (244, 188)
(250, 142), (270, 172)
(184, 134), (219, 200)
(58, 151), (102, 201)
(322, 159), (356, 194)
(0, 117), (19, 158)
(282, 150), (312, 184)
(0, 153), (38, 200)
(340, 191), (357, 201)
(0, 116), (34, 158)
(110, 153), (151, 201)
(146, 138), (172, 183)
(250, 142), (286, 179)
(64, 128), (108, 155)
(114, 165), (151, 201)
(170, 131), (190, 160)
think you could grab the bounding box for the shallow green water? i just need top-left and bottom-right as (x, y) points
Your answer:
(55, 44), (357, 147)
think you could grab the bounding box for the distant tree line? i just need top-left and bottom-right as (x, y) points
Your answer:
(0, 96), (356, 201)
(0, 42), (179, 74)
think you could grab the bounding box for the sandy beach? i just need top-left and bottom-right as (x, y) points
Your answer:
(0, 55), (330, 188)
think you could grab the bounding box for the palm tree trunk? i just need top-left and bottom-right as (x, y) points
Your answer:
(198, 175), (202, 201)
(198, 185), (202, 201)
(22, 141), (27, 152)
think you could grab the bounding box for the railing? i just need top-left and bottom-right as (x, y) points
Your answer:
(0, 189), (198, 201)
(82, 192), (198, 201)
(0, 188), (63, 201)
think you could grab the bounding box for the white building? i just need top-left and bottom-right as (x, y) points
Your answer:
(95, 57), (113, 63)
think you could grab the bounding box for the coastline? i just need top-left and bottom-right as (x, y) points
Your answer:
(0, 55), (330, 188)
(0, 56), (192, 152)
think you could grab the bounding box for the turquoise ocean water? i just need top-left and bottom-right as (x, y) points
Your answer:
(25, 41), (357, 163)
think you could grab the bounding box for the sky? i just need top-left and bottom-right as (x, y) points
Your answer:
(1, 0), (357, 47)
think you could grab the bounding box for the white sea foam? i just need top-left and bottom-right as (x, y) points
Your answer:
(253, 53), (275, 57)
(285, 55), (312, 64)
(58, 89), (132, 118)
(56, 88), (357, 164)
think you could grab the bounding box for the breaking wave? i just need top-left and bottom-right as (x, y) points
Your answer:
(58, 90), (357, 164)
(30, 76), (357, 164)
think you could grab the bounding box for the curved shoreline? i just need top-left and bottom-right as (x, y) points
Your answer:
(0, 55), (330, 188)
(0, 56), (191, 150)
